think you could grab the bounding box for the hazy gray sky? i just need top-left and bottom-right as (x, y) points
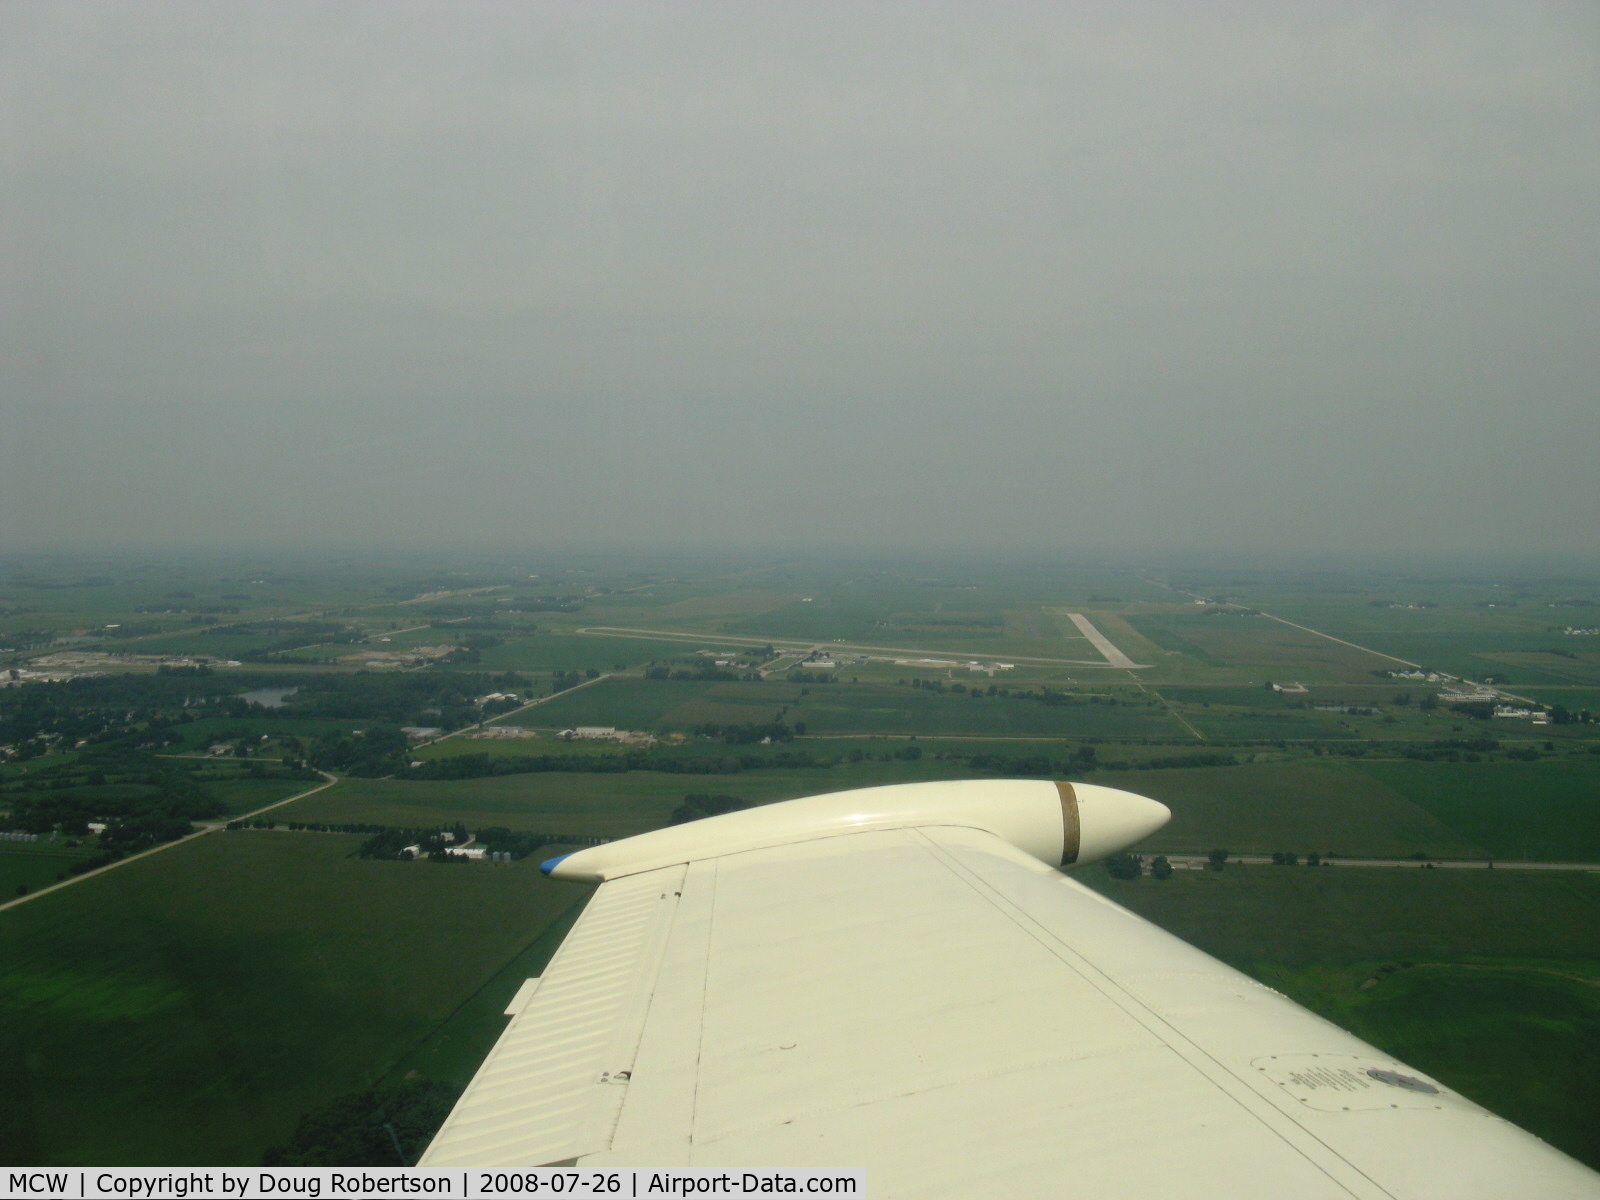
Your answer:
(4, 2), (1598, 559)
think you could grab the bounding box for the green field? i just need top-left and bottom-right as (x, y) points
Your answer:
(165, 716), (358, 752)
(378, 900), (586, 1088)
(0, 839), (98, 897)
(513, 676), (1190, 739)
(0, 832), (588, 1166)
(1088, 867), (1600, 1168)
(1518, 688), (1600, 714)
(504, 677), (724, 731)
(196, 775), (324, 815)
(1181, 706), (1372, 740)
(1095, 760), (1486, 859)
(471, 631), (733, 673)
(279, 762), (981, 838)
(0, 752), (80, 778)
(1309, 630), (1600, 687)
(1163, 616), (1403, 682)
(1348, 759), (1600, 861)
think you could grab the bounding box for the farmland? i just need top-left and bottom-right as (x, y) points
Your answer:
(512, 675), (1191, 739)
(2, 551), (1599, 1167)
(279, 761), (978, 839)
(1088, 867), (1600, 1166)
(0, 831), (587, 1166)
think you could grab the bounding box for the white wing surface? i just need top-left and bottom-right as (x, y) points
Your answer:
(421, 781), (1600, 1198)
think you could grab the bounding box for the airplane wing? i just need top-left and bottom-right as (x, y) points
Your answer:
(419, 780), (1600, 1198)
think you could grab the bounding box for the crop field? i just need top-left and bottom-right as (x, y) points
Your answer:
(1089, 864), (1600, 968)
(1215, 598), (1552, 638)
(1306, 630), (1600, 686)
(1476, 649), (1600, 687)
(511, 676), (1191, 739)
(472, 631), (706, 673)
(1301, 961), (1600, 1168)
(279, 761), (986, 837)
(291, 756), (1545, 864)
(605, 588), (804, 627)
(1348, 759), (1600, 861)
(1178, 705), (1372, 740)
(283, 771), (689, 836)
(0, 839), (99, 897)
(1521, 687), (1600, 712)
(0, 831), (589, 1166)
(1095, 760), (1485, 859)
(773, 684), (1183, 738)
(502, 677), (722, 730)
(1160, 684), (1382, 707)
(1088, 867), (1600, 1168)
(418, 733), (1204, 769)
(1155, 615), (1402, 682)
(196, 776), (327, 815)
(378, 899), (587, 1089)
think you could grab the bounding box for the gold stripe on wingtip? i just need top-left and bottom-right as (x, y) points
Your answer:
(1056, 780), (1080, 866)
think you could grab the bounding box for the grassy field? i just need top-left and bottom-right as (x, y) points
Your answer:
(1087, 867), (1600, 1168)
(0, 831), (589, 1166)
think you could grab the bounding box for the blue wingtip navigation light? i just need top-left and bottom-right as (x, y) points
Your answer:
(538, 853), (572, 877)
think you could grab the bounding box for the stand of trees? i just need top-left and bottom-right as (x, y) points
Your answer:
(308, 727), (412, 777)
